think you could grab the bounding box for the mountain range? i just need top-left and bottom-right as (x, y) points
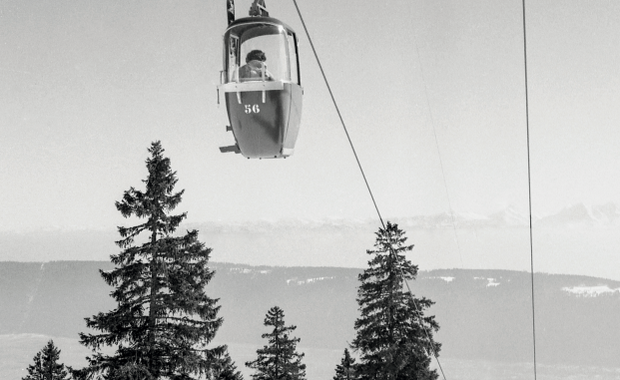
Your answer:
(187, 201), (620, 230)
(2, 202), (619, 279)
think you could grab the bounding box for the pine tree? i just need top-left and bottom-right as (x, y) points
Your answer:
(78, 141), (235, 379)
(333, 348), (357, 380)
(351, 222), (441, 380)
(246, 306), (306, 380)
(212, 351), (244, 380)
(22, 340), (69, 380)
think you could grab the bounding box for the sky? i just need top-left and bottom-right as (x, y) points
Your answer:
(1, 1), (619, 233)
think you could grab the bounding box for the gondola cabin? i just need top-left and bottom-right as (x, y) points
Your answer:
(219, 16), (303, 159)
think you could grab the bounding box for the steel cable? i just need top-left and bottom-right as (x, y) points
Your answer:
(291, 1), (447, 378)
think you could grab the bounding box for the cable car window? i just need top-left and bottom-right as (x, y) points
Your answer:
(224, 21), (300, 85)
(287, 31), (299, 85)
(227, 35), (240, 82)
(239, 33), (287, 82)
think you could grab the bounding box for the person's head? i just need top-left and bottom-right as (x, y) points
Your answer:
(246, 50), (266, 63)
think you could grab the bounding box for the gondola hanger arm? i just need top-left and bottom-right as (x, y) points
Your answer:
(249, 0), (269, 17)
(227, 0), (270, 24)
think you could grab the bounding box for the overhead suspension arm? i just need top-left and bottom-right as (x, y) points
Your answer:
(249, 0), (269, 17)
(227, 0), (235, 25)
(226, 0), (269, 25)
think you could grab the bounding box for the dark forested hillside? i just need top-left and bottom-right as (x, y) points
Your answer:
(0, 261), (115, 336)
(1, 261), (619, 368)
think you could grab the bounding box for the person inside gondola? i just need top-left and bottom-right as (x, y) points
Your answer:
(239, 49), (274, 81)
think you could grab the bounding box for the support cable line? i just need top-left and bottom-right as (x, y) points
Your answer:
(411, 31), (464, 269)
(291, 1), (447, 378)
(521, 0), (538, 379)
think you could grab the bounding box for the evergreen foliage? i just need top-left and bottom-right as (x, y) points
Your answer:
(78, 141), (237, 379)
(351, 222), (441, 380)
(333, 348), (357, 380)
(246, 306), (306, 380)
(22, 340), (69, 380)
(212, 350), (245, 380)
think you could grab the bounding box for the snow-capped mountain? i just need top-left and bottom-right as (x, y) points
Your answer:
(189, 202), (619, 231)
(537, 202), (620, 227)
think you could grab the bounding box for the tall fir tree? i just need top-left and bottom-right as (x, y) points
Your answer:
(351, 222), (441, 380)
(333, 348), (357, 380)
(78, 141), (235, 379)
(246, 306), (306, 380)
(22, 340), (69, 380)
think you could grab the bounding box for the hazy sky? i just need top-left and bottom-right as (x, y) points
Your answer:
(1, 0), (620, 232)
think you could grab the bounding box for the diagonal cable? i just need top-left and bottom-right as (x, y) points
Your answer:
(291, 0), (385, 229)
(291, 1), (447, 378)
